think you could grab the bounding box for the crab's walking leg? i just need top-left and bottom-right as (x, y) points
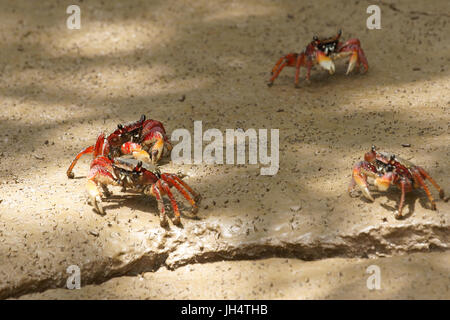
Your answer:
(268, 61), (288, 86)
(170, 174), (201, 202)
(150, 184), (168, 227)
(159, 180), (182, 225)
(67, 145), (95, 178)
(268, 53), (297, 87)
(396, 180), (407, 218)
(161, 174), (199, 214)
(411, 170), (436, 210)
(271, 57), (285, 75)
(294, 54), (305, 87)
(416, 166), (445, 199)
(412, 170), (437, 210)
(305, 59), (313, 82)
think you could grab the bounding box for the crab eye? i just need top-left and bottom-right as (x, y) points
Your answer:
(140, 114), (146, 122)
(338, 29), (342, 36)
(313, 35), (318, 41)
(117, 124), (123, 130)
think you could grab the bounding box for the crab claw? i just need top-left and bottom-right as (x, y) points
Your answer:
(133, 149), (151, 163)
(121, 142), (151, 163)
(86, 179), (105, 215)
(316, 51), (335, 75)
(374, 171), (394, 192)
(350, 161), (378, 201)
(149, 135), (167, 164)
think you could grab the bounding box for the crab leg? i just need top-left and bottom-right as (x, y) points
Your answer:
(159, 180), (182, 225)
(416, 166), (445, 199)
(67, 145), (95, 178)
(150, 184), (168, 227)
(397, 179), (407, 218)
(268, 53), (298, 87)
(161, 174), (198, 213)
(411, 169), (437, 210)
(271, 57), (286, 75)
(169, 174), (201, 202)
(269, 61), (288, 86)
(294, 53), (306, 87)
(305, 59), (313, 82)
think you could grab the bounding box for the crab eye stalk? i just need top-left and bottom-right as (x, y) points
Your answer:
(117, 124), (123, 130)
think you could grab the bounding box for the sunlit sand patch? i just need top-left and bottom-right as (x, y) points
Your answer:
(54, 22), (175, 56)
(203, 1), (281, 23)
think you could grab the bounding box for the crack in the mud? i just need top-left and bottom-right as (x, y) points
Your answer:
(4, 223), (449, 299)
(164, 224), (449, 269)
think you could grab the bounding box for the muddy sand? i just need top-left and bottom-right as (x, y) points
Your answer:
(0, 0), (449, 299)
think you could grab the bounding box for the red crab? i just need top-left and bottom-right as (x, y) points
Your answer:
(85, 136), (200, 226)
(268, 30), (368, 88)
(349, 146), (445, 218)
(113, 158), (201, 226)
(66, 115), (172, 178)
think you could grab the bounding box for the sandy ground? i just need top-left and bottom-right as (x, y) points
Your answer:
(0, 0), (449, 299)
(18, 252), (450, 300)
